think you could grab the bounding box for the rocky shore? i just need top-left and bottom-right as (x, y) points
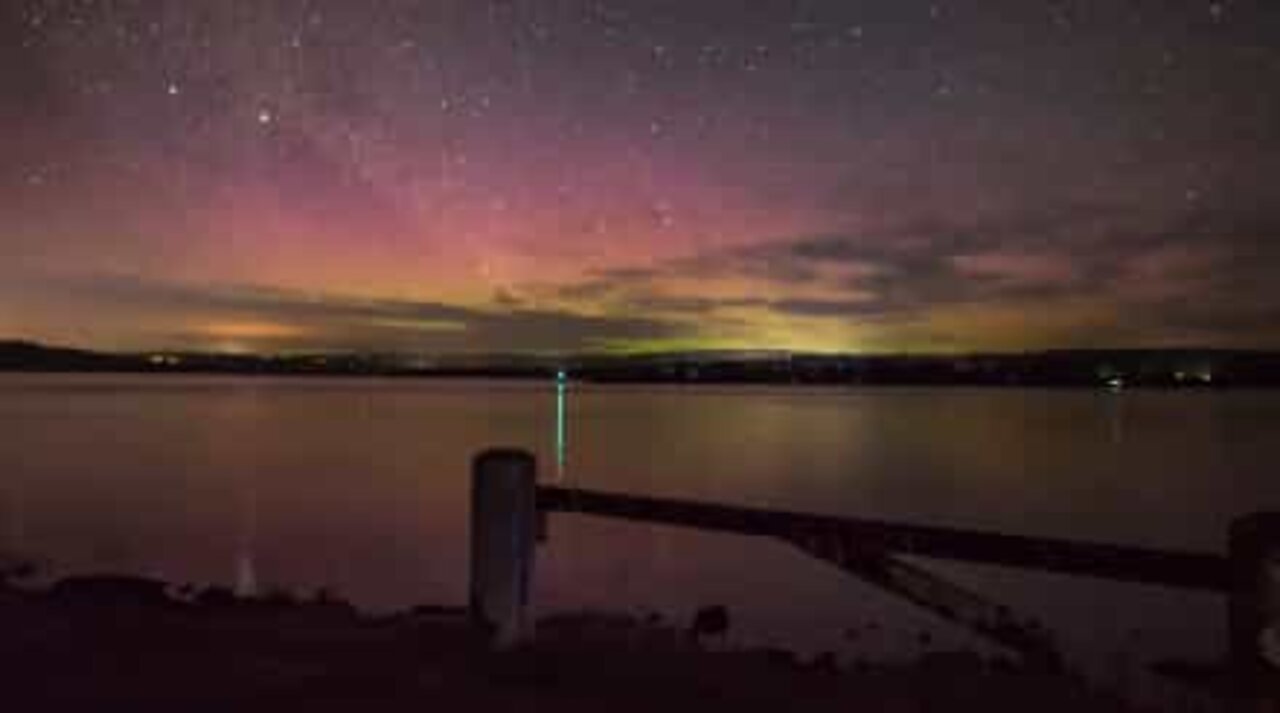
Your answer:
(0, 571), (1152, 711)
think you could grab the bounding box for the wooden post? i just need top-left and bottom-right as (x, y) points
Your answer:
(1230, 512), (1280, 708)
(470, 449), (537, 650)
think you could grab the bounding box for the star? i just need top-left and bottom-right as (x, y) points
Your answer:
(1, 0), (1277, 356)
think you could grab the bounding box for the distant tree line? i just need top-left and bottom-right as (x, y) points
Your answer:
(3, 340), (1280, 387)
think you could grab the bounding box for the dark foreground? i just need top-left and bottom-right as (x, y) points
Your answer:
(0, 573), (1157, 712)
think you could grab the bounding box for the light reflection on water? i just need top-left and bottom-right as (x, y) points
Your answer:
(555, 369), (568, 483)
(1, 373), (1277, 699)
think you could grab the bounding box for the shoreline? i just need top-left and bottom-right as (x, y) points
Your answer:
(0, 569), (1165, 710)
(0, 368), (1272, 392)
(5, 340), (1280, 389)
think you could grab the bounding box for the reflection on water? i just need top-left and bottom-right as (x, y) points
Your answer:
(1, 374), (1278, 694)
(555, 370), (567, 482)
(1107, 392), (1126, 446)
(234, 477), (258, 598)
(2, 477), (23, 556)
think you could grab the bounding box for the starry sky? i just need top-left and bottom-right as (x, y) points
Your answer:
(2, 0), (1278, 354)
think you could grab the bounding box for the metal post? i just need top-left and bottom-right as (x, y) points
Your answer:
(1230, 512), (1280, 708)
(470, 449), (538, 649)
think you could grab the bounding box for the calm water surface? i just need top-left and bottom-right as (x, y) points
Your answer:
(2, 374), (1277, 694)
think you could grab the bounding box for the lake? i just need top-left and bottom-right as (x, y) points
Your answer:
(1, 374), (1276, 696)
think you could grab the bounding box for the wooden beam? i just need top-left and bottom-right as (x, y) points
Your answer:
(537, 486), (1229, 592)
(782, 530), (1060, 665)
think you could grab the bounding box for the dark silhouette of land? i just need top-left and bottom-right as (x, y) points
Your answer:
(0, 570), (1143, 711)
(4, 338), (1280, 387)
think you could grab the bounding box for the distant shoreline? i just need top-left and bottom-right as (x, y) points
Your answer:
(0, 369), (1270, 391)
(4, 339), (1280, 388)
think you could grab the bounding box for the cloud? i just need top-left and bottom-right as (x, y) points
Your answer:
(543, 196), (1280, 348)
(0, 272), (691, 353)
(764, 297), (881, 318)
(11, 193), (1277, 353)
(490, 287), (526, 309)
(950, 252), (1078, 287)
(623, 294), (769, 315)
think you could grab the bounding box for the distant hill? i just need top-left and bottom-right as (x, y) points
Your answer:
(2, 339), (1280, 387)
(0, 340), (141, 371)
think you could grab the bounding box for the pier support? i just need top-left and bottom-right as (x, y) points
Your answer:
(1230, 513), (1280, 707)
(470, 449), (537, 650)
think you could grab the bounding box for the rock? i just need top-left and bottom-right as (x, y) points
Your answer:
(688, 605), (730, 641)
(916, 650), (985, 675)
(810, 651), (840, 674)
(0, 556), (39, 583)
(49, 575), (173, 608)
(760, 647), (799, 669)
(194, 585), (239, 609)
(410, 603), (467, 618)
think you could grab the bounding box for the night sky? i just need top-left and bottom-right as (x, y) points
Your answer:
(2, 1), (1278, 354)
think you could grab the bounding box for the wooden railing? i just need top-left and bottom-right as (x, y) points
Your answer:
(468, 449), (1279, 702)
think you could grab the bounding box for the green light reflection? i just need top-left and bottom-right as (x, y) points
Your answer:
(555, 369), (567, 481)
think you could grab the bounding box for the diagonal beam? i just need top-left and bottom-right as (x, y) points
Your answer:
(781, 529), (1060, 666)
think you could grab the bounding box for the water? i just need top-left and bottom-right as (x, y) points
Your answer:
(1, 374), (1277, 696)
